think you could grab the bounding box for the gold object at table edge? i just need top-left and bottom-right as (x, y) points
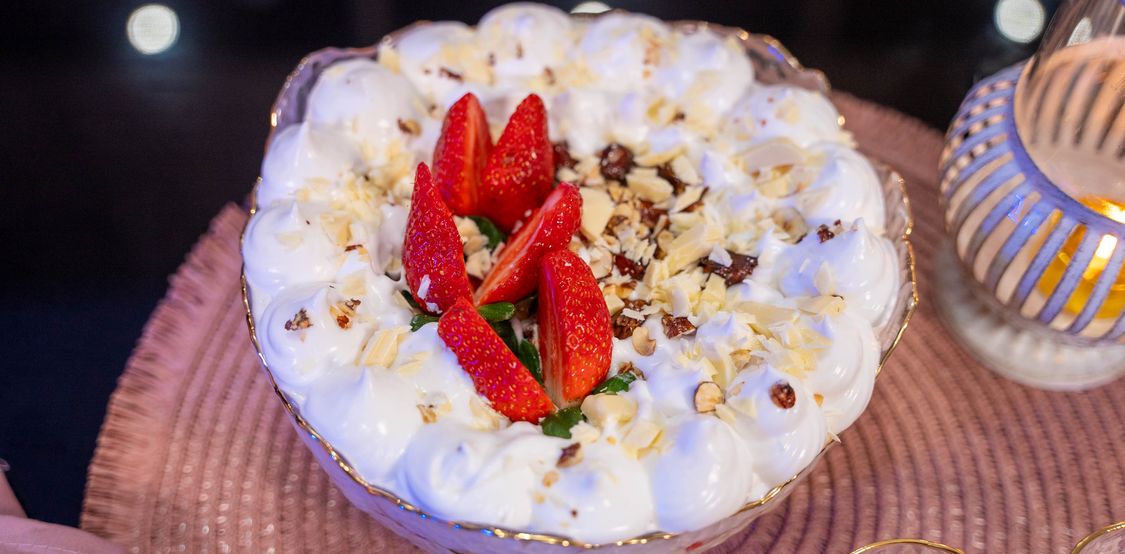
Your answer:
(1071, 521), (1125, 554)
(238, 16), (920, 550)
(849, 538), (965, 554)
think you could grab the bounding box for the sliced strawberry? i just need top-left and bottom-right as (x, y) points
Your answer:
(433, 93), (491, 216)
(480, 94), (555, 232)
(438, 298), (554, 422)
(538, 250), (613, 408)
(401, 163), (473, 314)
(474, 182), (581, 305)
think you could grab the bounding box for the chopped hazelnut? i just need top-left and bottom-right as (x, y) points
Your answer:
(770, 381), (797, 409)
(699, 250), (759, 286)
(612, 310), (644, 340)
(693, 381), (724, 413)
(661, 313), (697, 338)
(613, 253), (646, 279)
(599, 143), (634, 182)
(542, 470), (560, 487)
(631, 326), (656, 356)
(816, 224), (835, 243)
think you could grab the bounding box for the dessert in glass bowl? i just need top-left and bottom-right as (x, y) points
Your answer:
(241, 3), (916, 551)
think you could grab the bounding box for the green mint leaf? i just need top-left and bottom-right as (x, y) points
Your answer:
(540, 406), (585, 438)
(590, 372), (637, 395)
(489, 320), (520, 353)
(476, 302), (516, 322)
(517, 340), (542, 384)
(468, 216), (506, 251)
(410, 313), (439, 332)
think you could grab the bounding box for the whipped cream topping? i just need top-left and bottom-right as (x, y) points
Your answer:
(243, 3), (900, 543)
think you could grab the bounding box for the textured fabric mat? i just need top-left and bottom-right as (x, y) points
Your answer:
(80, 94), (1125, 553)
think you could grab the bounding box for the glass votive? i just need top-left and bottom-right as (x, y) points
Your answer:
(937, 0), (1125, 389)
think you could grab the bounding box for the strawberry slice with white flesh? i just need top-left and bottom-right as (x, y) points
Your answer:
(433, 92), (491, 216)
(438, 298), (554, 422)
(401, 162), (473, 314)
(474, 182), (581, 305)
(538, 249), (613, 408)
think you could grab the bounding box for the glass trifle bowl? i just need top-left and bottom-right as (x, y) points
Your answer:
(242, 5), (917, 553)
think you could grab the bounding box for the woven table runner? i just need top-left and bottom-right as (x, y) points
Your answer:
(80, 94), (1125, 553)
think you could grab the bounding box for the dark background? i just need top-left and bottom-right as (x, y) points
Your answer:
(0, 0), (1050, 527)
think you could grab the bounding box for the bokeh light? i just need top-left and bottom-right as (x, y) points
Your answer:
(127, 4), (179, 55)
(994, 0), (1046, 44)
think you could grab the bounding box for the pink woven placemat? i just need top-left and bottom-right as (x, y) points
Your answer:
(79, 94), (1125, 553)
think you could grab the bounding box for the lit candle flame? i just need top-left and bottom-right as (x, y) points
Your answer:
(1038, 197), (1125, 319)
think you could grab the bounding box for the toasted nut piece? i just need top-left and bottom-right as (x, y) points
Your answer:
(631, 326), (656, 356)
(579, 187), (614, 240)
(361, 326), (407, 367)
(814, 393), (824, 406)
(605, 294), (626, 315)
(694, 381), (725, 413)
(622, 420), (662, 456)
(581, 393), (638, 428)
(626, 168), (674, 203)
(772, 207), (809, 241)
(670, 155), (701, 186)
(557, 443), (584, 467)
(739, 138), (806, 172)
(417, 404), (439, 423)
(542, 470), (560, 487)
(730, 349), (754, 370)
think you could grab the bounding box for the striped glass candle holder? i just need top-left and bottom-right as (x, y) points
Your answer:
(936, 0), (1125, 389)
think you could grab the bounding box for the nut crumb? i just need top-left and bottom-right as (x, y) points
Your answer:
(438, 67), (463, 81)
(661, 313), (696, 338)
(284, 308), (311, 331)
(557, 443), (583, 467)
(396, 118), (421, 135)
(816, 224), (835, 243)
(542, 470), (560, 487)
(618, 361), (645, 380)
(770, 381), (797, 409)
(694, 381), (724, 413)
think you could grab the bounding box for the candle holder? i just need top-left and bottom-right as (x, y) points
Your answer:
(937, 0), (1125, 390)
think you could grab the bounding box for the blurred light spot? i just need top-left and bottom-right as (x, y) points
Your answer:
(994, 0), (1046, 44)
(571, 1), (611, 15)
(127, 4), (179, 55)
(1068, 17), (1093, 45)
